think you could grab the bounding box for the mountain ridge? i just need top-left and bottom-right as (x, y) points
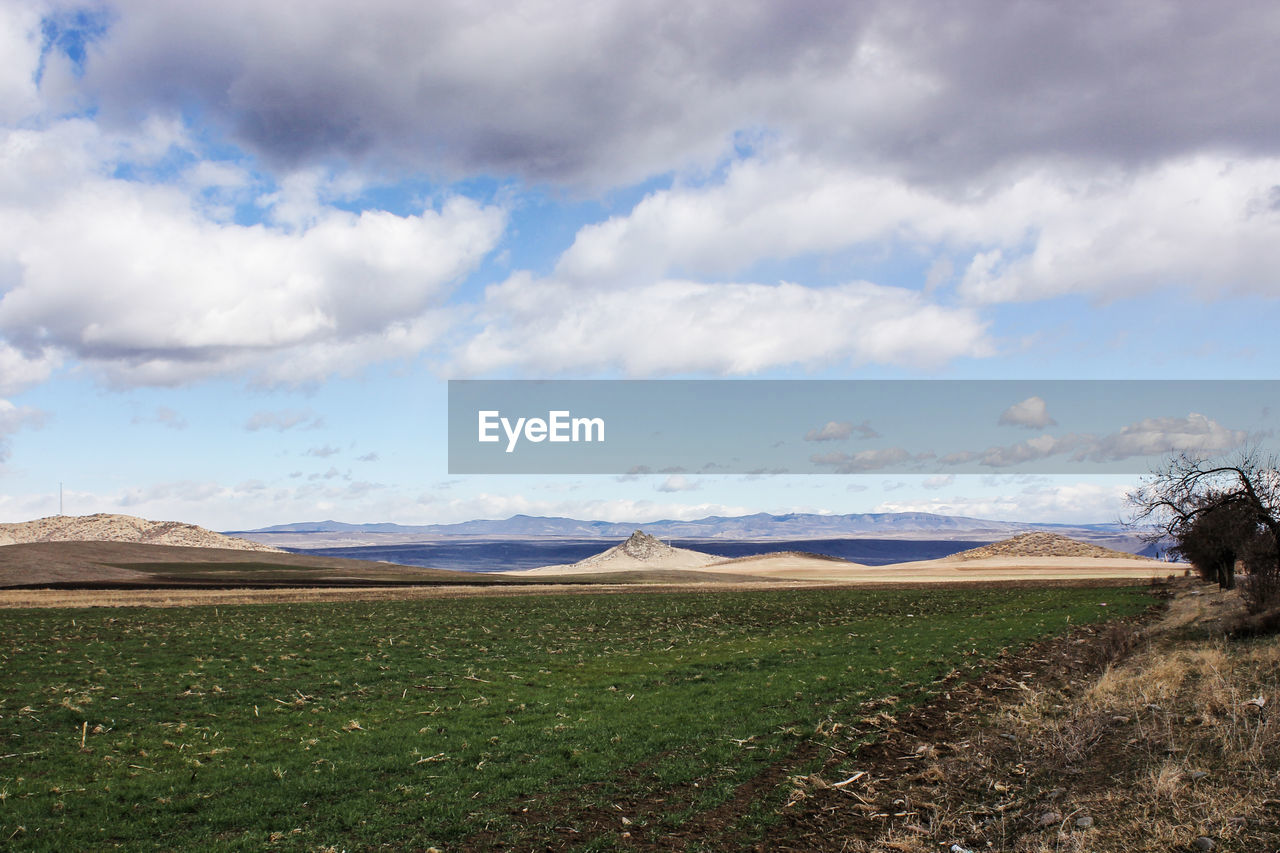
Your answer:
(233, 510), (1132, 539)
(230, 511), (1158, 555)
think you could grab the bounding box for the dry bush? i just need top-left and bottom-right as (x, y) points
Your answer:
(1242, 536), (1280, 614)
(1228, 602), (1280, 638)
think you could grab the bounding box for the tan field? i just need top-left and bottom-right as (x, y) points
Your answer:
(688, 552), (1173, 582)
(508, 552), (1173, 583)
(0, 528), (1179, 608)
(502, 529), (1177, 583)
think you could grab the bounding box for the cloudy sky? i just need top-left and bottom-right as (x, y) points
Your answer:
(1, 0), (1277, 530)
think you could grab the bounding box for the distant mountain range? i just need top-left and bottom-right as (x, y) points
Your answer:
(230, 512), (1157, 554)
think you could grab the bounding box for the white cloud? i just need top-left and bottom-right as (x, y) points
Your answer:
(8, 4), (1277, 404)
(923, 474), (954, 490)
(452, 275), (991, 375)
(804, 420), (879, 442)
(0, 343), (60, 396)
(244, 409), (323, 432)
(972, 434), (1089, 468)
(999, 395), (1056, 430)
(0, 398), (48, 462)
(807, 421), (854, 442)
(810, 446), (915, 473)
(1083, 413), (1249, 462)
(875, 481), (1134, 524)
(553, 152), (1280, 306)
(940, 413), (1248, 468)
(0, 398), (45, 434)
(117, 479), (226, 508)
(957, 157), (1280, 303)
(409, 493), (756, 527)
(553, 154), (1025, 286)
(0, 121), (506, 387)
(0, 478), (395, 529)
(656, 474), (699, 493)
(0, 4), (41, 123)
(132, 406), (187, 430)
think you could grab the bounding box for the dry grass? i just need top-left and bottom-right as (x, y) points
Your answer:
(780, 579), (1280, 852)
(997, 589), (1279, 851)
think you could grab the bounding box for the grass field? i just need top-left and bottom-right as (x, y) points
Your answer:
(0, 585), (1151, 850)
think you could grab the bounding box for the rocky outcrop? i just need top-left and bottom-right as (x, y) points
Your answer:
(613, 530), (677, 561)
(534, 530), (718, 573)
(952, 532), (1146, 561)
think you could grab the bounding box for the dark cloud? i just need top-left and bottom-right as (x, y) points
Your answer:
(66, 1), (1280, 188)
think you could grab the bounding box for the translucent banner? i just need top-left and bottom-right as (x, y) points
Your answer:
(447, 380), (1278, 475)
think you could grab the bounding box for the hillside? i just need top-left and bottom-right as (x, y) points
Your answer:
(951, 531), (1150, 561)
(574, 530), (714, 568)
(0, 513), (283, 552)
(0, 540), (512, 590)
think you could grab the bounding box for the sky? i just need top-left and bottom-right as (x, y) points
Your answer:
(1, 0), (1279, 531)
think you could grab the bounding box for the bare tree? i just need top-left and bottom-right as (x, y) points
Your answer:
(1128, 449), (1280, 611)
(1167, 491), (1257, 590)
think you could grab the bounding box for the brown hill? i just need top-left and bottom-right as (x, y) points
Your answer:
(952, 531), (1147, 561)
(0, 513), (283, 552)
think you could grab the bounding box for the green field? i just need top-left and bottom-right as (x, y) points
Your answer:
(0, 586), (1150, 850)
